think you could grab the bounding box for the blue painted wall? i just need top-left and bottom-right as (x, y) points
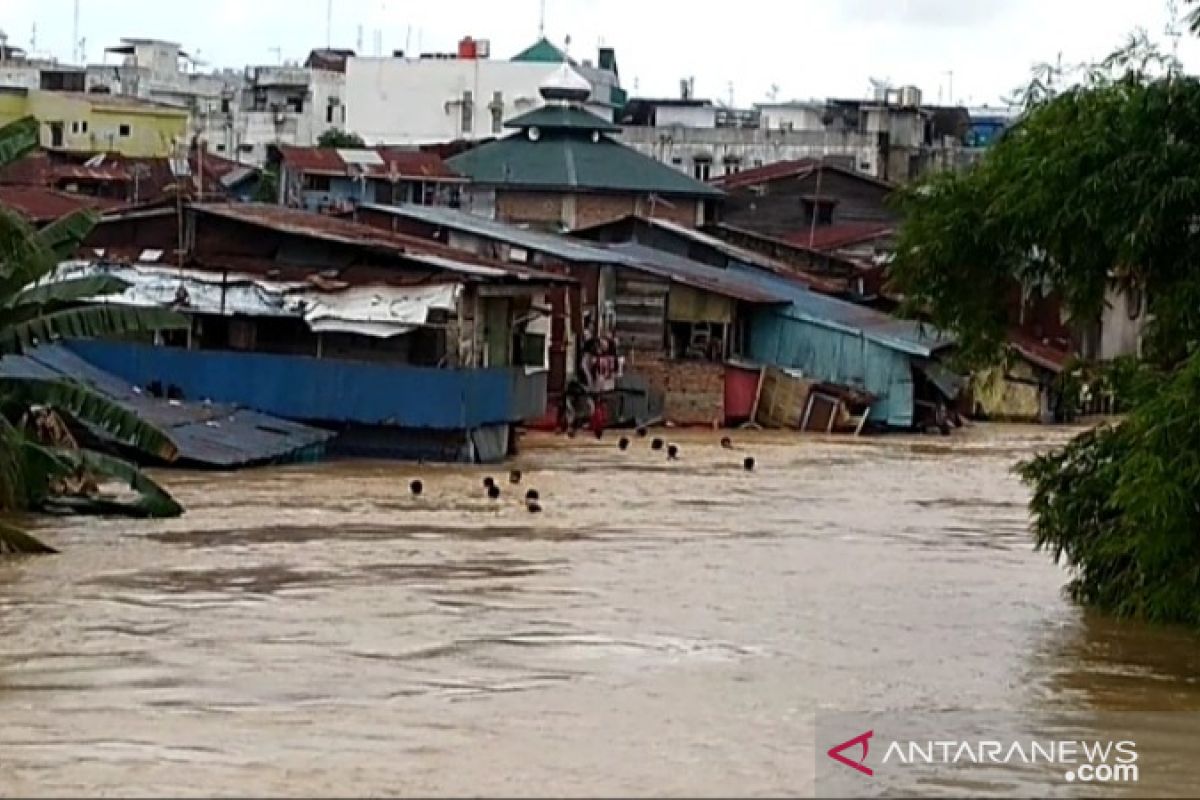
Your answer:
(748, 310), (917, 428)
(66, 341), (546, 430)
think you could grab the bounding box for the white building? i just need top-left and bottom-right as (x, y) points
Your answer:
(345, 37), (623, 146)
(616, 85), (969, 184)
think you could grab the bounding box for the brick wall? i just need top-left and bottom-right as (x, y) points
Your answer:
(625, 350), (724, 425)
(496, 190), (702, 230)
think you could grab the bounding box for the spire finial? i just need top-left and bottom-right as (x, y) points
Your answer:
(538, 0), (546, 38)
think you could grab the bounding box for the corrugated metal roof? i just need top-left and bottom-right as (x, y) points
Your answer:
(713, 159), (895, 192)
(0, 186), (121, 222)
(448, 132), (724, 198)
(504, 105), (621, 132)
(0, 345), (332, 468)
(277, 145), (463, 182)
(782, 223), (896, 252)
(190, 203), (572, 284)
(729, 264), (951, 357)
(358, 203), (625, 264)
(605, 242), (789, 305)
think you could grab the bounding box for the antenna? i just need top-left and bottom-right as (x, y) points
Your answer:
(30, 22), (36, 55)
(357, 24), (364, 53)
(539, 0), (547, 38)
(944, 70), (955, 105)
(269, 46), (282, 64)
(326, 0), (333, 48)
(72, 0), (79, 63)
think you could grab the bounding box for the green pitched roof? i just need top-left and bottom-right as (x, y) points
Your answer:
(512, 38), (569, 63)
(448, 131), (724, 199)
(504, 105), (620, 133)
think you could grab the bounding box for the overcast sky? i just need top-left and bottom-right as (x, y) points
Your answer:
(4, 0), (1198, 107)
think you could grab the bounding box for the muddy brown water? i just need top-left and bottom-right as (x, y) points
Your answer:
(2, 425), (1199, 797)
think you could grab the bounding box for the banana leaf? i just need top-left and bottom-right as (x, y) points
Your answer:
(0, 377), (179, 461)
(0, 521), (57, 555)
(44, 447), (183, 519)
(7, 275), (132, 310)
(0, 304), (188, 355)
(35, 209), (99, 262)
(0, 117), (39, 169)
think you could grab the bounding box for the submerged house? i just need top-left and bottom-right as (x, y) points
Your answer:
(354, 201), (799, 425)
(54, 202), (572, 461)
(577, 214), (959, 429)
(272, 144), (466, 212)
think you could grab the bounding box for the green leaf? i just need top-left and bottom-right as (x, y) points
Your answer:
(34, 209), (98, 262)
(7, 275), (132, 310)
(0, 304), (188, 355)
(0, 377), (179, 461)
(0, 117), (39, 168)
(0, 521), (58, 555)
(52, 448), (183, 519)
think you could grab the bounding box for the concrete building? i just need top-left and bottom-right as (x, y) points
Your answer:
(0, 87), (188, 157)
(448, 65), (721, 231)
(83, 39), (349, 167)
(344, 36), (623, 146)
(617, 86), (982, 185)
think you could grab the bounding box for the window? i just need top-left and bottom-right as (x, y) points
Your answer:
(692, 156), (712, 182)
(302, 173), (332, 191)
(70, 121), (79, 134)
(49, 122), (64, 148)
(668, 321), (727, 362)
(215, 143), (226, 153)
(753, 159), (764, 167)
(671, 156), (683, 167)
(801, 197), (837, 226)
(490, 91), (504, 134)
(722, 156), (741, 175)
(220, 97), (231, 114)
(461, 90), (474, 134)
(118, 123), (132, 138)
(326, 103), (336, 124)
(286, 95), (305, 112)
(80, 120), (88, 133)
(239, 143), (254, 154)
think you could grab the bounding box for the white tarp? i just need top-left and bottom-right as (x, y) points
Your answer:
(44, 261), (462, 338)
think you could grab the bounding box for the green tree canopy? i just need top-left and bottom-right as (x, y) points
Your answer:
(317, 129), (366, 149)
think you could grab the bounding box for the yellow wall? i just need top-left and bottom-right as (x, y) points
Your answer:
(971, 361), (1048, 423)
(0, 91), (187, 158)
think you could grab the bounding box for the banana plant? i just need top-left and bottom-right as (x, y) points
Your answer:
(0, 116), (189, 555)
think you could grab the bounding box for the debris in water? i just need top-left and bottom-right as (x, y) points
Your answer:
(525, 489), (540, 502)
(651, 438), (665, 451)
(509, 470), (522, 484)
(526, 500), (543, 514)
(410, 479), (424, 496)
(618, 437), (630, 451)
(667, 444), (679, 460)
(483, 476), (496, 489)
(721, 436), (734, 449)
(743, 457), (756, 472)
(487, 484), (501, 500)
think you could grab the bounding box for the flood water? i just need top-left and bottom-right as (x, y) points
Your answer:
(2, 424), (1199, 797)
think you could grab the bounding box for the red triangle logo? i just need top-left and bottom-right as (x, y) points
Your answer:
(827, 730), (874, 776)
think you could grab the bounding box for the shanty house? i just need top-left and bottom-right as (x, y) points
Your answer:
(272, 145), (465, 212)
(712, 158), (898, 262)
(56, 202), (573, 461)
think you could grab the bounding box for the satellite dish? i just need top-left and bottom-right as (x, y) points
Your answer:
(528, 126), (541, 141)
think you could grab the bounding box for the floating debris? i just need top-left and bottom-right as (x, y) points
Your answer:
(743, 457), (756, 472)
(509, 469), (522, 484)
(667, 444), (679, 460)
(410, 479), (424, 496)
(651, 438), (665, 451)
(721, 436), (734, 450)
(618, 437), (630, 451)
(487, 484), (501, 500)
(525, 489), (540, 502)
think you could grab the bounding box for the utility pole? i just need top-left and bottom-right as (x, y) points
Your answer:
(72, 0), (79, 63)
(945, 70), (955, 105)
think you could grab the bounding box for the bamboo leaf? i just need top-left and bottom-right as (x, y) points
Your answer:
(0, 304), (188, 355)
(0, 378), (179, 461)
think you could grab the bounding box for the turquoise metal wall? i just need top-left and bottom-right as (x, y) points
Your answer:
(66, 341), (547, 430)
(749, 310), (917, 428)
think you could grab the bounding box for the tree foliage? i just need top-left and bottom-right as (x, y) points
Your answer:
(892, 43), (1200, 370)
(317, 129), (366, 149)
(892, 37), (1200, 628)
(0, 116), (189, 555)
